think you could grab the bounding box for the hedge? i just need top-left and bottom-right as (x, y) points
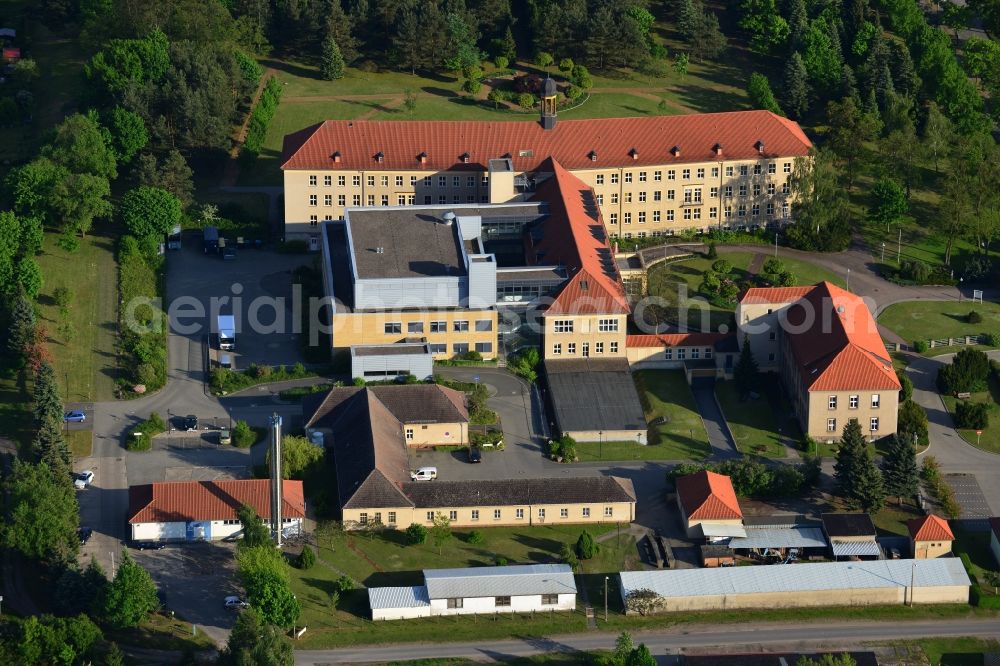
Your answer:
(117, 235), (167, 396)
(210, 362), (313, 394)
(243, 77), (283, 156)
(125, 412), (166, 451)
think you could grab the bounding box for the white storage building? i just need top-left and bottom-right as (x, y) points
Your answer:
(369, 563), (577, 621)
(619, 558), (970, 613)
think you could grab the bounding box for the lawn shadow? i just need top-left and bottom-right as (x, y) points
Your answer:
(621, 105), (653, 115)
(377, 529), (410, 547)
(510, 533), (563, 556)
(260, 58), (318, 80)
(421, 86), (459, 98)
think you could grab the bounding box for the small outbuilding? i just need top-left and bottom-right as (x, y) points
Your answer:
(675, 470), (743, 539)
(369, 563), (577, 621)
(821, 512), (880, 560)
(700, 544), (735, 568)
(908, 514), (954, 559)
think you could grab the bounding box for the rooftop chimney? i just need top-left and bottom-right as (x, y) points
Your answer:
(460, 152), (470, 163)
(713, 143), (723, 156)
(671, 145), (681, 157)
(332, 151), (342, 163)
(629, 148), (639, 160)
(418, 151), (427, 164)
(374, 151), (384, 163)
(755, 140), (765, 154)
(588, 150), (598, 162)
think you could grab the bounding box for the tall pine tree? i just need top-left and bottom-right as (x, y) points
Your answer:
(734, 335), (760, 398)
(853, 454), (886, 513)
(7, 290), (36, 363)
(881, 435), (919, 504)
(834, 419), (867, 498)
(33, 361), (63, 426)
(783, 52), (810, 119)
(320, 37), (346, 80)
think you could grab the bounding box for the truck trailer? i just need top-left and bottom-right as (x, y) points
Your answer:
(217, 314), (236, 351)
(203, 226), (219, 254)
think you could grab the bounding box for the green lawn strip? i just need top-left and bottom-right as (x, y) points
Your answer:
(954, 531), (1000, 603)
(775, 255), (847, 288)
(66, 429), (93, 458)
(715, 380), (784, 458)
(911, 636), (1000, 665)
(290, 523), (618, 648)
(939, 372), (1000, 453)
(632, 370), (711, 460)
(558, 92), (680, 119)
(872, 501), (925, 537)
(263, 59), (463, 98)
(370, 655), (610, 666)
(35, 231), (119, 402)
(878, 301), (1000, 347)
(104, 612), (216, 652)
(645, 252), (753, 333)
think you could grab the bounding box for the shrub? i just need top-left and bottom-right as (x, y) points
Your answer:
(494, 555), (508, 566)
(711, 259), (732, 275)
(335, 575), (355, 592)
(898, 371), (914, 401)
(125, 412), (166, 451)
(955, 401), (989, 429)
(576, 531), (599, 559)
(243, 78), (283, 156)
(462, 78), (482, 95)
(989, 333), (1000, 347)
(901, 259), (931, 283)
(560, 543), (579, 572)
(467, 530), (484, 545)
(517, 92), (535, 109)
(460, 350), (483, 361)
(937, 348), (991, 394)
(535, 52), (553, 68)
(706, 242), (718, 259)
(914, 340), (929, 353)
(558, 57), (574, 72)
(296, 545), (316, 570)
(494, 55), (509, 70)
(967, 310), (983, 324)
(565, 84), (583, 100)
(405, 523), (428, 545)
(232, 420), (256, 448)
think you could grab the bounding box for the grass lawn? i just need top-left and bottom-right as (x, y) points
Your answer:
(372, 656), (611, 666)
(289, 522), (628, 648)
(631, 370), (711, 460)
(872, 500), (925, 537)
(878, 301), (1000, 347)
(66, 429), (92, 458)
(913, 637), (1000, 665)
(940, 372), (1000, 454)
(776, 255), (847, 288)
(715, 380), (785, 458)
(104, 611), (216, 652)
(36, 230), (120, 403)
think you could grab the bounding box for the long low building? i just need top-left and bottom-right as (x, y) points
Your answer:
(369, 564), (577, 621)
(619, 559), (971, 613)
(127, 479), (305, 542)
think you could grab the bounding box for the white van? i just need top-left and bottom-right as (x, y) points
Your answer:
(218, 354), (233, 369)
(410, 467), (438, 481)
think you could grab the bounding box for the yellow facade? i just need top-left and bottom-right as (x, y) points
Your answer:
(912, 539), (953, 559)
(402, 421), (469, 447)
(543, 313), (628, 360)
(284, 158), (799, 240)
(735, 301), (786, 370)
(342, 500), (634, 530)
(804, 389), (899, 443)
(332, 309), (498, 360)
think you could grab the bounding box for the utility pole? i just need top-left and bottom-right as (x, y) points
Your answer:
(908, 562), (916, 606)
(897, 228), (902, 264)
(881, 242), (885, 263)
(269, 413), (284, 548)
(846, 268), (850, 292)
(604, 576), (609, 622)
(774, 233), (778, 258)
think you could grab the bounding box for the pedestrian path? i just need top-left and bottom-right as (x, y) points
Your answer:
(690, 378), (740, 459)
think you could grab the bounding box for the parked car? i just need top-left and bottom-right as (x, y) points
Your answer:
(63, 410), (86, 423)
(222, 247), (236, 260)
(410, 467), (438, 481)
(467, 446), (482, 463)
(184, 415), (198, 431)
(132, 541), (166, 551)
(74, 470), (94, 489)
(218, 427), (231, 446)
(78, 527), (93, 545)
(224, 596), (249, 609)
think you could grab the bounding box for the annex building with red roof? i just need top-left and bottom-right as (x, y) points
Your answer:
(737, 282), (901, 442)
(675, 470), (744, 539)
(908, 515), (954, 559)
(127, 479), (305, 543)
(280, 100), (812, 242)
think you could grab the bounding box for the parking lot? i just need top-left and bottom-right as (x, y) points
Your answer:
(167, 239), (310, 369)
(945, 473), (992, 531)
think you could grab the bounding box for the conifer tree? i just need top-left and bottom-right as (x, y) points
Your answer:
(783, 51), (810, 118)
(834, 419), (866, 498)
(881, 435), (919, 504)
(734, 335), (759, 398)
(320, 37), (345, 80)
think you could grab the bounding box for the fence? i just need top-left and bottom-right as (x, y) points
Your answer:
(885, 334), (988, 353)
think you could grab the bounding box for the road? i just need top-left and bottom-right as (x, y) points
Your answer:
(294, 618), (1000, 664)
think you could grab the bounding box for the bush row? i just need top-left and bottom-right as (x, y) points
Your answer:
(125, 412), (166, 451)
(667, 456), (821, 499)
(210, 362), (313, 394)
(920, 456), (960, 518)
(243, 77), (283, 155)
(117, 235), (167, 396)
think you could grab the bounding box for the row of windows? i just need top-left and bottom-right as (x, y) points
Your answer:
(608, 202), (790, 225)
(660, 347), (714, 360)
(616, 223), (769, 239)
(308, 174), (490, 188)
(828, 417), (880, 432)
(551, 319), (619, 333)
(828, 395), (881, 410)
(360, 506), (618, 523)
(551, 341), (619, 355)
(597, 182), (789, 206)
(385, 320), (493, 334)
(593, 162), (792, 186)
(446, 593), (559, 608)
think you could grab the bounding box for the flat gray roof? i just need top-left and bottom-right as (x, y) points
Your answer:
(368, 586), (429, 610)
(728, 527), (828, 550)
(546, 358), (646, 432)
(351, 343), (431, 357)
(619, 558), (970, 599)
(423, 564), (576, 599)
(347, 208), (467, 280)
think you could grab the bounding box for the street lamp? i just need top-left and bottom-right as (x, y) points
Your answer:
(846, 268), (850, 292)
(599, 430), (603, 460)
(604, 576), (609, 622)
(881, 242), (885, 262)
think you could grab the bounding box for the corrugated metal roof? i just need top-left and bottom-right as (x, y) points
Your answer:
(728, 527), (828, 549)
(699, 524), (748, 538)
(368, 586), (430, 610)
(423, 564), (576, 599)
(619, 559), (970, 598)
(831, 541), (882, 557)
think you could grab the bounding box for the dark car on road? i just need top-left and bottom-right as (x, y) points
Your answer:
(132, 541), (166, 551)
(184, 415), (198, 431)
(78, 527), (93, 545)
(467, 445), (482, 463)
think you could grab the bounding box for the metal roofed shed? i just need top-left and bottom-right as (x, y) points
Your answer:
(618, 558), (970, 613)
(728, 527), (828, 550)
(697, 523), (748, 540)
(831, 541), (883, 558)
(424, 563), (576, 599)
(350, 343), (433, 382)
(368, 586), (430, 620)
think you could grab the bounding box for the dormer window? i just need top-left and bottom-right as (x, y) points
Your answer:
(418, 151), (427, 164)
(713, 143), (723, 156)
(755, 140), (765, 154)
(629, 148), (638, 160)
(374, 151), (384, 163)
(332, 151), (342, 163)
(588, 150), (598, 162)
(460, 152), (470, 163)
(671, 145), (681, 157)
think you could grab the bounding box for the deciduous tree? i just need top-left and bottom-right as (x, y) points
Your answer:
(748, 73), (782, 114)
(869, 178), (908, 232)
(120, 186), (183, 248)
(3, 460), (79, 567)
(100, 550), (160, 628)
(238, 504), (271, 548)
(218, 606), (293, 666)
(431, 512), (453, 554)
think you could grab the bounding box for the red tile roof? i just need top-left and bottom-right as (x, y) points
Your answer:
(530, 159), (630, 315)
(908, 514), (954, 541)
(127, 480), (305, 524)
(281, 111), (813, 172)
(676, 470), (743, 521)
(781, 282), (901, 392)
(626, 332), (731, 348)
(740, 286), (814, 305)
